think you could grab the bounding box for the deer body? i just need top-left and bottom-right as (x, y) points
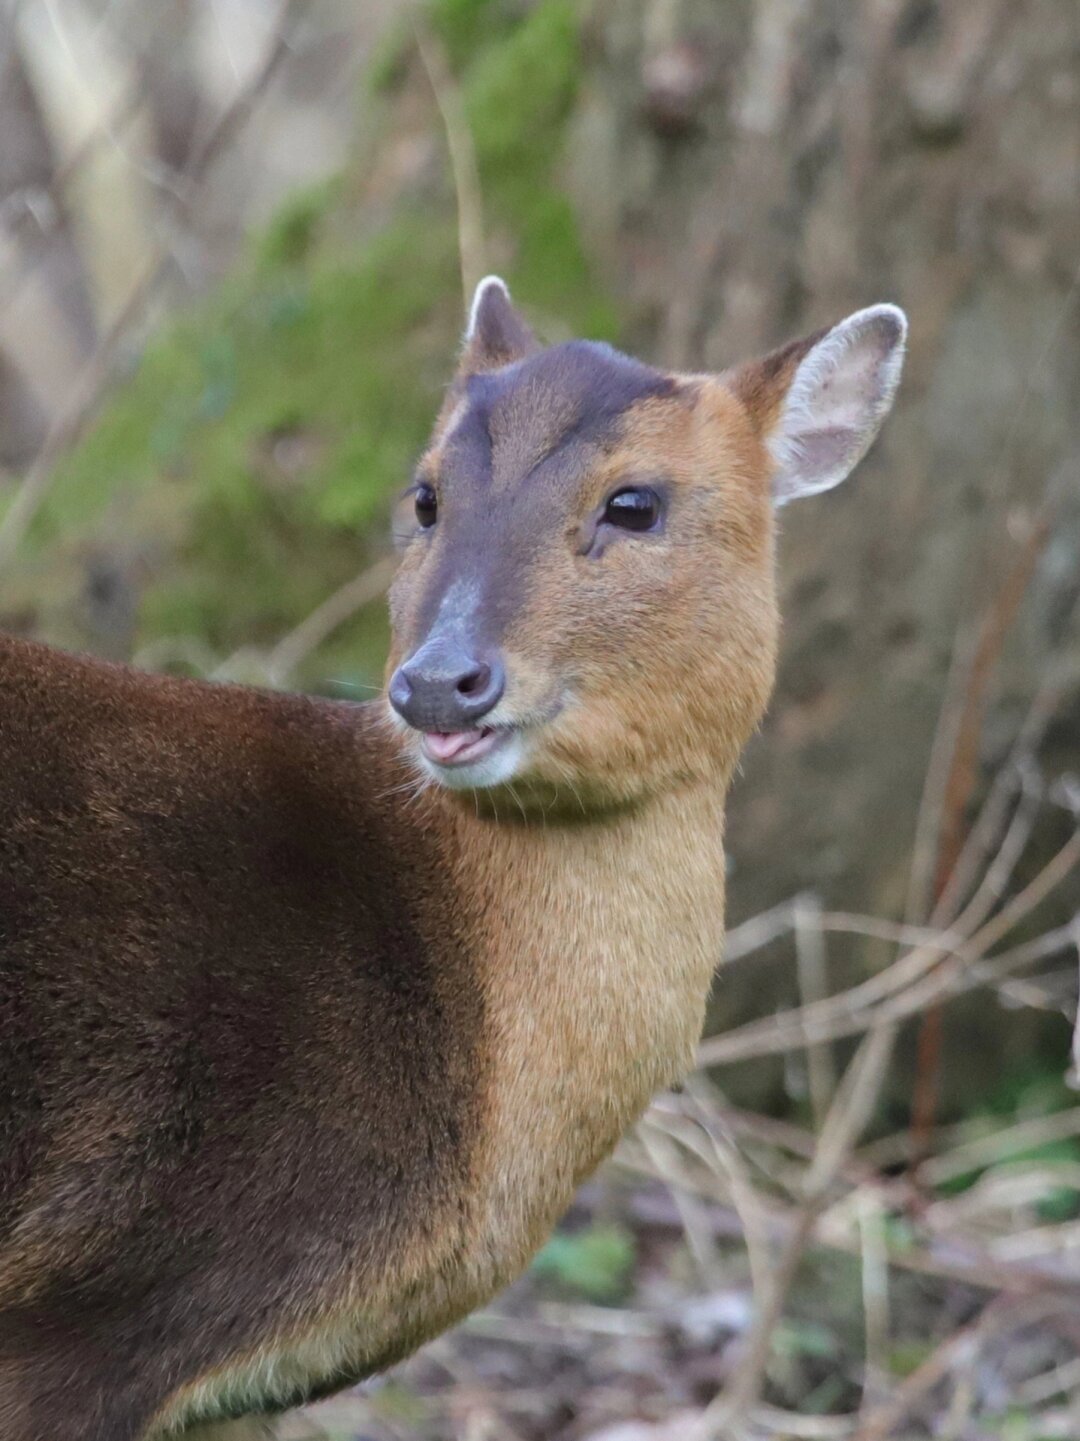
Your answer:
(0, 280), (905, 1439)
(0, 635), (724, 1437)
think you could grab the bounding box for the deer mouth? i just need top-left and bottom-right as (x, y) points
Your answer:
(420, 726), (504, 768)
(410, 701), (562, 792)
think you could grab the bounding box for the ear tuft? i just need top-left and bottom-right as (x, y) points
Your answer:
(460, 275), (539, 376)
(730, 304), (907, 506)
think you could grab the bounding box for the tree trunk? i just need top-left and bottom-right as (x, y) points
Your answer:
(569, 0), (1080, 1106)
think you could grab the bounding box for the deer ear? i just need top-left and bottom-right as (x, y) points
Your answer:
(459, 276), (540, 377)
(726, 305), (907, 506)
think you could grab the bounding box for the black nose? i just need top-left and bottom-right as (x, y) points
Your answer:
(389, 638), (505, 732)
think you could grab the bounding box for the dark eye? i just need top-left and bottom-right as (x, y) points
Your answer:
(602, 486), (662, 532)
(414, 483), (438, 528)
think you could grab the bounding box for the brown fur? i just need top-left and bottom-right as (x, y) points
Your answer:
(0, 303), (849, 1439)
(722, 327), (827, 438)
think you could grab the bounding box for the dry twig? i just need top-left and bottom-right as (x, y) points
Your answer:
(0, 0), (305, 572)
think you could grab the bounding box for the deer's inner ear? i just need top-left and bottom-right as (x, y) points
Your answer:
(724, 305), (908, 506)
(458, 276), (540, 378)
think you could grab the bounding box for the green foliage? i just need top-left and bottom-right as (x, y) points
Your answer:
(465, 1), (578, 177)
(934, 1067), (1080, 1208)
(880, 1212), (918, 1252)
(367, 1378), (431, 1425)
(986, 1412), (1068, 1441)
(772, 1318), (839, 1361)
(366, 17), (415, 95)
(430, 0), (512, 70)
(461, 0), (618, 337)
(18, 217), (456, 677)
(5, 0), (616, 690)
(531, 1223), (636, 1303)
(886, 1339), (933, 1378)
(256, 177), (339, 269)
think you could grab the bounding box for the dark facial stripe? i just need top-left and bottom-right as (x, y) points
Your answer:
(408, 342), (676, 656)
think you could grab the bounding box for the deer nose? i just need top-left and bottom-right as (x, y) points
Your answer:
(388, 638), (506, 732)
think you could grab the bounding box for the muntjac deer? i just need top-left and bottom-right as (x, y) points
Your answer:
(0, 278), (905, 1440)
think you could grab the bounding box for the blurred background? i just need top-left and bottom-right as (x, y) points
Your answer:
(2, 1), (1080, 1436)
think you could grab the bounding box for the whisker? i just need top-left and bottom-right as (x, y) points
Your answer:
(326, 677), (382, 695)
(507, 782), (529, 826)
(378, 766), (434, 803)
(551, 757), (588, 817)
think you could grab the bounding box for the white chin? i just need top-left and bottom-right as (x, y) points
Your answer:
(419, 731), (526, 791)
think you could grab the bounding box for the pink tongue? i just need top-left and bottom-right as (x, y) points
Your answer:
(424, 729), (485, 763)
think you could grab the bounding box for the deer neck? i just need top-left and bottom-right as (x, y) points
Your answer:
(441, 777), (728, 1276)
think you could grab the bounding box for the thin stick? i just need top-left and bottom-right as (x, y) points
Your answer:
(263, 556), (396, 685)
(902, 619), (975, 930)
(414, 21), (486, 302)
(910, 515), (1052, 1165)
(930, 681), (1060, 925)
(637, 1120), (727, 1290)
(699, 832), (1080, 1065)
(683, 1079), (775, 1302)
(857, 1188), (890, 1417)
(921, 1104), (1080, 1188)
(0, 0), (304, 572)
(794, 892), (836, 1129)
(855, 1295), (1076, 1441)
(695, 1024), (899, 1438)
(723, 898), (798, 961)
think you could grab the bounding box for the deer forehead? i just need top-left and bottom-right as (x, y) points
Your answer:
(432, 339), (677, 497)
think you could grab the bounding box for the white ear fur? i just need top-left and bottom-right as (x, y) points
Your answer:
(466, 275), (512, 340)
(770, 304), (907, 506)
(459, 274), (538, 375)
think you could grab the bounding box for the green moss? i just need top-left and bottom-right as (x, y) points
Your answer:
(256, 177), (339, 269)
(13, 213), (458, 681)
(459, 0), (617, 337)
(429, 0), (509, 69)
(366, 15), (415, 95)
(465, 0), (579, 178)
(772, 1318), (840, 1361)
(515, 188), (619, 339)
(5, 0), (618, 689)
(886, 1339), (934, 1379)
(532, 1223), (636, 1304)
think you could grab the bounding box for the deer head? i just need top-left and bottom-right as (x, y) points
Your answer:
(387, 278), (906, 813)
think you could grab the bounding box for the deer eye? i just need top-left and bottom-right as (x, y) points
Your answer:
(602, 486), (662, 532)
(415, 483), (438, 528)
